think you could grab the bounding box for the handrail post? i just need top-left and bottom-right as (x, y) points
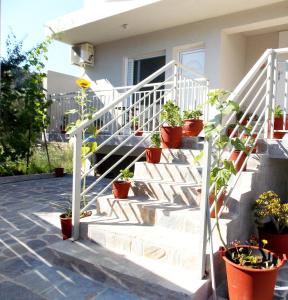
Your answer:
(173, 63), (179, 103)
(264, 50), (276, 139)
(72, 132), (82, 240)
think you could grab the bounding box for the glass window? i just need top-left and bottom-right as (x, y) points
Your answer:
(179, 48), (205, 77)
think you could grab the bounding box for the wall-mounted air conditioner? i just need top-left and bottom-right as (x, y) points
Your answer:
(71, 43), (94, 67)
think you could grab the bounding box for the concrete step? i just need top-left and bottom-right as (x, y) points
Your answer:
(96, 196), (202, 232)
(160, 148), (203, 165)
(46, 239), (211, 300)
(131, 179), (201, 206)
(133, 161), (202, 183)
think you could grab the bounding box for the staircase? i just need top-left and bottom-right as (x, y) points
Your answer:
(48, 49), (288, 299)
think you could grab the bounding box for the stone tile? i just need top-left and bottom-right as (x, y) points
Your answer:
(26, 239), (47, 250)
(94, 288), (142, 300)
(0, 257), (33, 278)
(0, 280), (46, 300)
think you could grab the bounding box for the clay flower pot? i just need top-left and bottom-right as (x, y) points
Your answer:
(160, 126), (182, 149)
(220, 246), (286, 300)
(182, 119), (203, 136)
(54, 167), (64, 177)
(112, 181), (131, 199)
(273, 117), (287, 139)
(145, 147), (162, 163)
(60, 214), (72, 240)
(259, 227), (288, 258)
(230, 150), (247, 172)
(243, 133), (257, 153)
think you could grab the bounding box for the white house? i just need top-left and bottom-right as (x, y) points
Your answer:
(47, 0), (288, 91)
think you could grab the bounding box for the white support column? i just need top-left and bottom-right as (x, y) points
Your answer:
(264, 50), (276, 139)
(72, 132), (82, 241)
(284, 61), (288, 130)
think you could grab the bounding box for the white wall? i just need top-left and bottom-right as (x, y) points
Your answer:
(45, 70), (79, 95)
(220, 33), (247, 91)
(245, 32), (279, 72)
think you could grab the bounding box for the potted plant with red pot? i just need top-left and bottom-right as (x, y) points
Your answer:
(132, 117), (143, 136)
(146, 133), (162, 163)
(273, 105), (287, 139)
(112, 168), (134, 199)
(220, 239), (286, 300)
(182, 108), (203, 136)
(160, 100), (183, 148)
(54, 166), (65, 177)
(254, 191), (288, 258)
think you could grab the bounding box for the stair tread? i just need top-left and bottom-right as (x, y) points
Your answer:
(48, 239), (209, 298)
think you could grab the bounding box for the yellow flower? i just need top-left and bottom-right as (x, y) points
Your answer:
(76, 79), (90, 89)
(262, 239), (268, 246)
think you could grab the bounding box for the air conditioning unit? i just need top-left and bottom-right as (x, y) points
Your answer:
(71, 43), (94, 66)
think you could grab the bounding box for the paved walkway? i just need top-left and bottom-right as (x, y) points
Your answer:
(0, 175), (287, 300)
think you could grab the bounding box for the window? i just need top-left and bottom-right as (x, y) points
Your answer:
(179, 48), (205, 77)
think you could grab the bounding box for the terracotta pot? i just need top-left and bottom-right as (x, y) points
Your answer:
(226, 127), (238, 138)
(209, 191), (226, 218)
(230, 150), (247, 172)
(243, 133), (257, 153)
(60, 214), (72, 240)
(240, 118), (248, 125)
(273, 117), (287, 139)
(182, 119), (203, 136)
(220, 246), (286, 300)
(54, 167), (64, 177)
(112, 181), (131, 199)
(134, 130), (143, 136)
(145, 147), (162, 163)
(259, 228), (288, 258)
(160, 126), (182, 149)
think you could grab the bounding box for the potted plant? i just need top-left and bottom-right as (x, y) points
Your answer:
(112, 168), (134, 199)
(273, 105), (287, 139)
(54, 167), (65, 177)
(229, 137), (252, 172)
(254, 191), (288, 257)
(220, 239), (286, 300)
(160, 100), (183, 148)
(132, 117), (143, 136)
(226, 123), (238, 138)
(146, 133), (162, 163)
(182, 108), (203, 136)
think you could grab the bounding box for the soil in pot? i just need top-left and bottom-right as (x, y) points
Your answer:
(259, 222), (288, 258)
(112, 181), (131, 199)
(55, 167), (64, 177)
(60, 214), (72, 240)
(182, 119), (203, 136)
(220, 245), (286, 300)
(145, 148), (162, 163)
(160, 126), (182, 149)
(230, 150), (247, 172)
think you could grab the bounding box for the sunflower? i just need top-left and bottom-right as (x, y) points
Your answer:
(76, 79), (90, 89)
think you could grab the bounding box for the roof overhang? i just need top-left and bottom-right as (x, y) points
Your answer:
(46, 0), (285, 46)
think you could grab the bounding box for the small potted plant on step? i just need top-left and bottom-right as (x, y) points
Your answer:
(112, 168), (134, 199)
(54, 166), (65, 177)
(182, 108), (203, 136)
(132, 117), (143, 136)
(160, 100), (183, 148)
(273, 105), (287, 139)
(146, 133), (162, 163)
(254, 190), (288, 258)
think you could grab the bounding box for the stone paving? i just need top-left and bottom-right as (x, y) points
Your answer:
(0, 175), (141, 300)
(0, 175), (287, 299)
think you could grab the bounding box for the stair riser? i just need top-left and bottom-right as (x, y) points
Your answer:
(160, 148), (203, 165)
(134, 162), (202, 183)
(81, 223), (200, 270)
(44, 246), (190, 300)
(132, 181), (201, 206)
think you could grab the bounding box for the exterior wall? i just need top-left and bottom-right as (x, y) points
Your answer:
(220, 33), (247, 91)
(82, 1), (288, 90)
(45, 70), (79, 95)
(245, 32), (279, 72)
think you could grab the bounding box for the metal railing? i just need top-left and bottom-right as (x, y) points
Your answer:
(67, 60), (209, 240)
(199, 48), (288, 298)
